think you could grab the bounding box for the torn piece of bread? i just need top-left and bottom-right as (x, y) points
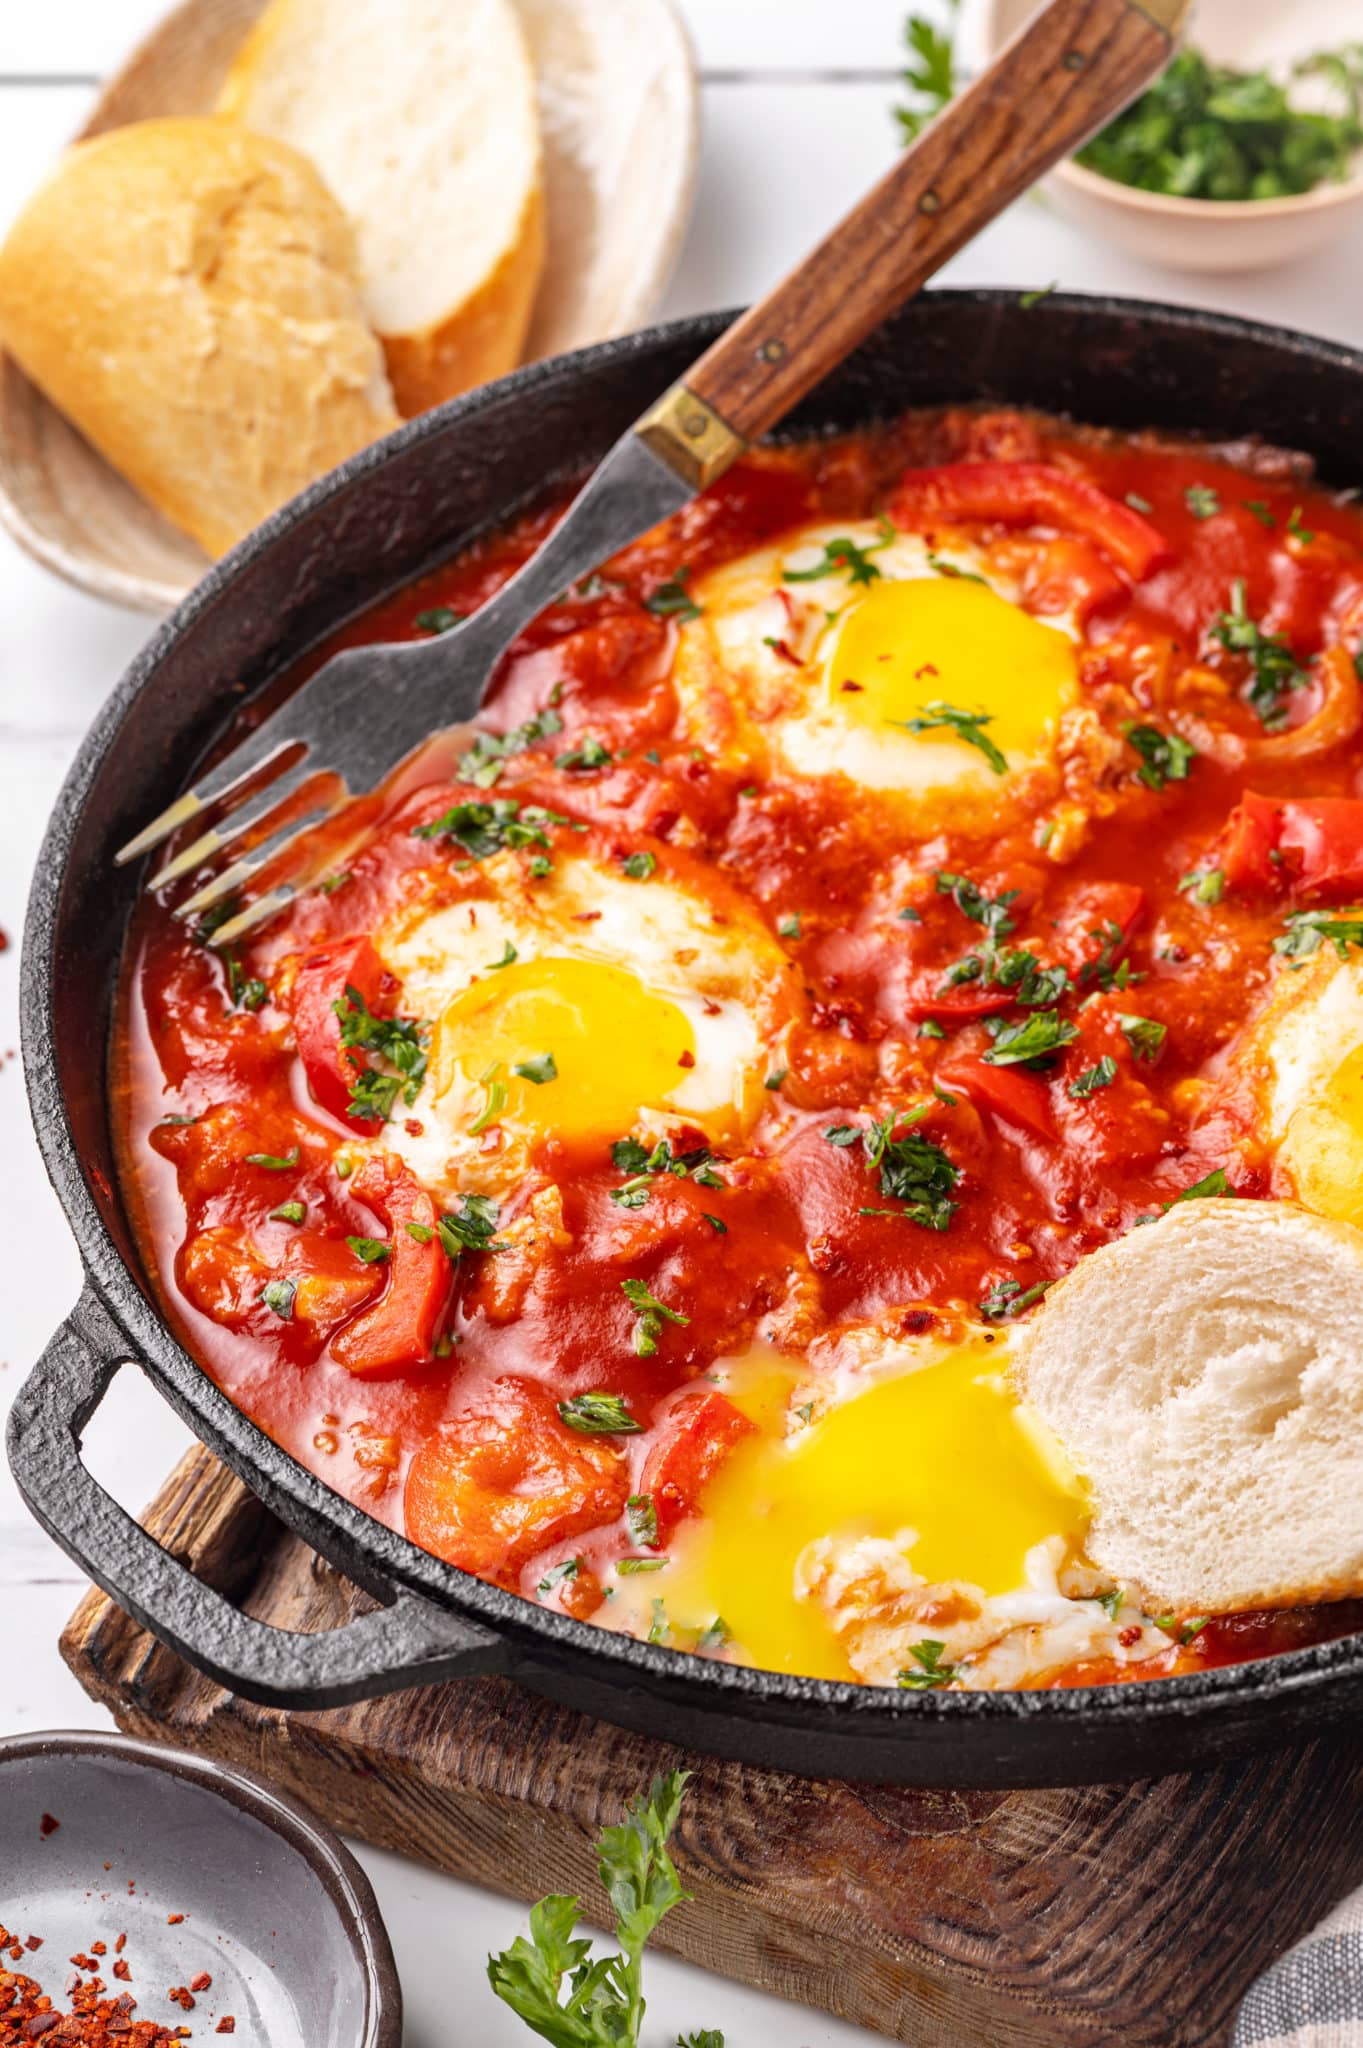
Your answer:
(0, 118), (399, 558)
(1011, 1199), (1363, 1616)
(219, 0), (546, 417)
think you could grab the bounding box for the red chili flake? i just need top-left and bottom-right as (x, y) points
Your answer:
(164, 1918), (183, 1929)
(188, 1976), (210, 1995)
(25, 1939), (42, 1953)
(215, 2022), (236, 2036)
(404, 1118), (424, 1138)
(677, 1049), (696, 1069)
(766, 637), (802, 666)
(38, 1815), (59, 1838)
(114, 1936), (126, 1955)
(838, 679), (864, 693)
(113, 1960), (131, 1982)
(91, 1944), (107, 1958)
(8, 1945), (23, 1962)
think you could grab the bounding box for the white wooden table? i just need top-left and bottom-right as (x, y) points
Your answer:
(2, 4), (1362, 2041)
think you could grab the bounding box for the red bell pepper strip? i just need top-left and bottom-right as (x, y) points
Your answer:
(332, 1153), (451, 1375)
(889, 462), (1168, 582)
(289, 936), (390, 1127)
(641, 1390), (755, 1537)
(936, 1055), (1055, 1141)
(1220, 792), (1283, 891)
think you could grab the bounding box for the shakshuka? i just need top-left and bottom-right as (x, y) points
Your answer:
(115, 406), (1363, 1691)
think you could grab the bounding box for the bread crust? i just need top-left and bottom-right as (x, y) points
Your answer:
(0, 118), (399, 558)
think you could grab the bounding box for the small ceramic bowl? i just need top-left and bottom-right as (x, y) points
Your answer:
(0, 1729), (401, 2046)
(982, 0), (1363, 272)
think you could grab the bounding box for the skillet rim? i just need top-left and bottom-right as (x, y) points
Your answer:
(22, 286), (1363, 1739)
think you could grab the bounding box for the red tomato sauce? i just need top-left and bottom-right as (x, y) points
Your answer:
(112, 406), (1363, 1683)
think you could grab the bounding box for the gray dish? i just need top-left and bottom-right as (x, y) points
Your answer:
(0, 1729), (400, 2045)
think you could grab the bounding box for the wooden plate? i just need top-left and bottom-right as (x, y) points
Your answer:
(0, 0), (700, 614)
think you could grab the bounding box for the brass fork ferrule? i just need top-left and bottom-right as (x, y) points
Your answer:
(634, 383), (747, 491)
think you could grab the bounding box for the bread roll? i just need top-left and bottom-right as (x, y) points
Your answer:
(0, 118), (400, 559)
(219, 0), (546, 417)
(1011, 1199), (1363, 1615)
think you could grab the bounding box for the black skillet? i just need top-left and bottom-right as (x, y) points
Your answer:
(12, 292), (1363, 1788)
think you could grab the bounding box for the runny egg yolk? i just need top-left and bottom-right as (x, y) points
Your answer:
(827, 575), (1077, 765)
(1279, 1042), (1363, 1228)
(431, 955), (695, 1144)
(662, 1348), (1087, 1681)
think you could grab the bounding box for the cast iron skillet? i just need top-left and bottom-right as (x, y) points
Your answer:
(12, 292), (1363, 1788)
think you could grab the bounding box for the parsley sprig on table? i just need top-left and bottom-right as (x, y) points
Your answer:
(488, 1771), (723, 2048)
(894, 1), (961, 143)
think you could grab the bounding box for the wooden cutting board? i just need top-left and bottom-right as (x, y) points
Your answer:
(62, 1445), (1363, 2048)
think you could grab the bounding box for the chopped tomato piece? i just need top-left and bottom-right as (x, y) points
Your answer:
(889, 462), (1168, 581)
(641, 1390), (756, 1538)
(331, 1153), (451, 1375)
(936, 1055), (1055, 1141)
(289, 936), (389, 1127)
(1055, 882), (1145, 977)
(1018, 536), (1128, 622)
(1220, 791), (1283, 891)
(904, 978), (1016, 1025)
(404, 1376), (629, 1581)
(1220, 793), (1363, 900)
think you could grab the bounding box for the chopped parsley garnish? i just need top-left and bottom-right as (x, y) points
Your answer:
(1125, 492), (1153, 515)
(536, 1558), (580, 1596)
(980, 1277), (1052, 1321)
(701, 1212), (727, 1233)
(626, 1494), (659, 1547)
(1244, 500), (1276, 528)
(333, 983), (428, 1123)
(1119, 1014), (1167, 1061)
(559, 1391), (644, 1433)
(783, 517), (894, 588)
(643, 570), (703, 623)
(414, 605), (462, 634)
(224, 953), (268, 1011)
(435, 1193), (504, 1260)
(896, 1638), (959, 1690)
(764, 1069), (787, 1091)
(1178, 866), (1225, 906)
(1079, 920), (1144, 994)
(895, 4), (959, 142)
(346, 1235), (390, 1264)
(514, 1052), (558, 1085)
(608, 1136), (723, 1209)
(983, 1011), (1079, 1069)
(620, 1278), (690, 1358)
(1018, 281), (1056, 310)
(245, 1146), (300, 1170)
(1210, 579), (1309, 729)
(893, 700), (1006, 775)
(414, 797), (570, 858)
(622, 851), (657, 880)
(259, 1277), (297, 1320)
(269, 1201), (306, 1224)
(457, 708), (564, 788)
(1123, 722), (1197, 791)
(318, 869), (352, 895)
(192, 897), (241, 945)
(925, 552), (987, 584)
(822, 1107), (959, 1232)
(1068, 1055), (1117, 1099)
(1274, 908), (1363, 961)
(555, 736), (614, 772)
(616, 1557), (669, 1575)
(1185, 483), (1220, 520)
(1288, 506), (1316, 544)
(1099, 1588), (1125, 1620)
(1168, 1168), (1231, 1204)
(489, 941), (519, 969)
(777, 913), (802, 939)
(469, 1065), (508, 1135)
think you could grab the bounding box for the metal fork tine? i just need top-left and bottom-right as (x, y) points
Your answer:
(206, 888), (298, 949)
(173, 801), (342, 921)
(115, 736), (304, 867)
(148, 758), (320, 889)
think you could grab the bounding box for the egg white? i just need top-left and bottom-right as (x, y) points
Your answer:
(672, 520), (1084, 822)
(368, 847), (796, 1200)
(1247, 946), (1363, 1228)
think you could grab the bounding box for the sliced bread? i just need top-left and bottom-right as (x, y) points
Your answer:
(1010, 1199), (1363, 1615)
(219, 0), (546, 416)
(0, 117), (399, 558)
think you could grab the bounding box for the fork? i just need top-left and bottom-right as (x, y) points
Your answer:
(118, 0), (1190, 944)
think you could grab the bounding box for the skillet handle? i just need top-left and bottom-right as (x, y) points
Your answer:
(7, 1288), (507, 1709)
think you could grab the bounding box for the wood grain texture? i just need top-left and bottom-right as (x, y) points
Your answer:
(687, 0), (1171, 441)
(61, 1444), (1363, 2048)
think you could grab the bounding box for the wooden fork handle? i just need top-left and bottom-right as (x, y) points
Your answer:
(637, 0), (1187, 486)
